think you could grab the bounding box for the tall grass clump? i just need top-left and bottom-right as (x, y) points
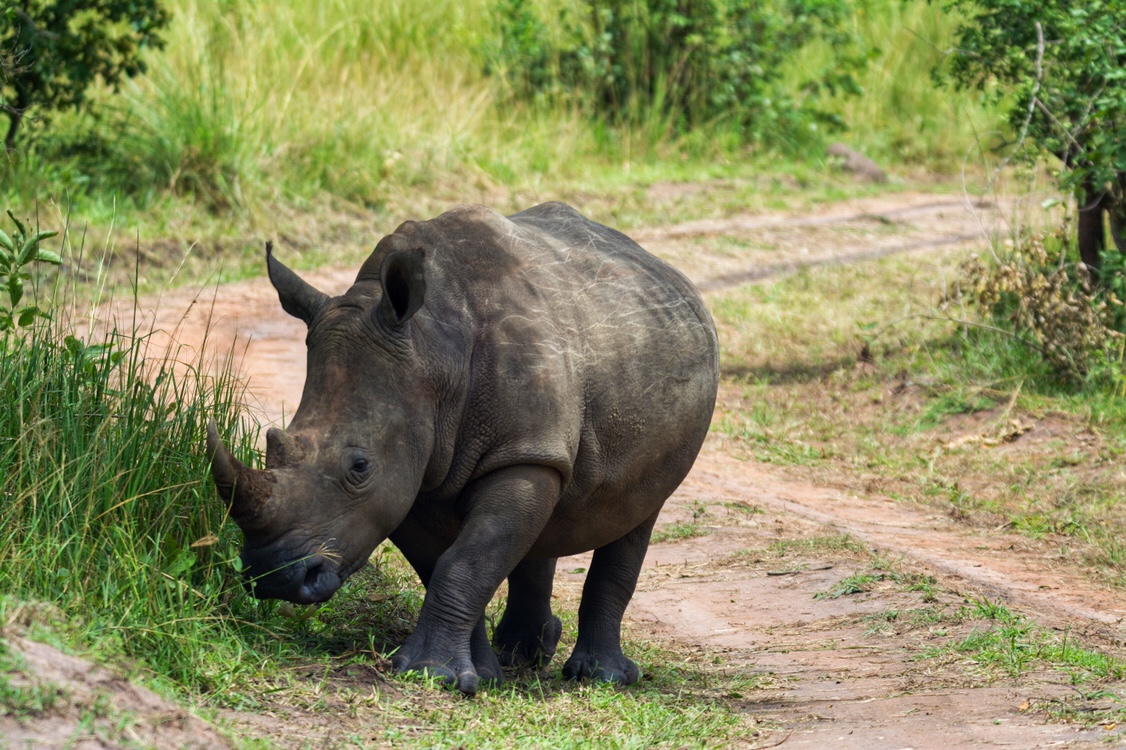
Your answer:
(790, 0), (1001, 170)
(0, 218), (279, 694)
(4, 0), (593, 214)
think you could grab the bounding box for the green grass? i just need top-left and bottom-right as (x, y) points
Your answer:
(707, 239), (1126, 586)
(862, 599), (1126, 726)
(864, 605), (963, 637)
(0, 642), (66, 720)
(650, 523), (709, 544)
(769, 534), (868, 558)
(816, 559), (938, 602)
(791, 0), (1002, 170)
(378, 670), (761, 749)
(948, 599), (1126, 683)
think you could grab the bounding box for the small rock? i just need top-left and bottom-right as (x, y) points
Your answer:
(827, 143), (887, 183)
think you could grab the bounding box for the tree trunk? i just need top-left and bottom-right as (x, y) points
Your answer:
(1111, 204), (1126, 256)
(4, 108), (22, 152)
(1113, 172), (1126, 255)
(1077, 181), (1107, 276)
(3, 84), (29, 152)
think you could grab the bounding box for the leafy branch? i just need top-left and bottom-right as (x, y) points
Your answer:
(0, 210), (60, 331)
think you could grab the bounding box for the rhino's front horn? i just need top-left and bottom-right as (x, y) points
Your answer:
(206, 419), (276, 526)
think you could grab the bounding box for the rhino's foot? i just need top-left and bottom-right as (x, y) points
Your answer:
(391, 647), (501, 695)
(562, 648), (640, 685)
(391, 619), (502, 695)
(390, 653), (482, 695)
(494, 614), (562, 669)
(471, 620), (504, 684)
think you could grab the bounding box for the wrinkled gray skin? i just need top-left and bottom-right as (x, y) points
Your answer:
(207, 202), (719, 695)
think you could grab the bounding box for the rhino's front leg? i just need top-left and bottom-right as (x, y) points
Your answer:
(391, 465), (560, 695)
(388, 518), (503, 687)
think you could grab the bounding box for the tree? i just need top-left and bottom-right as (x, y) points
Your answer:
(0, 0), (170, 152)
(938, 0), (1126, 273)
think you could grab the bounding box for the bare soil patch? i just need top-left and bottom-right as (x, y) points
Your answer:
(631, 438), (1126, 748)
(0, 635), (231, 749)
(55, 190), (1126, 748)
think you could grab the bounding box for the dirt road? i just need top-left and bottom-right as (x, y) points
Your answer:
(115, 191), (1125, 748)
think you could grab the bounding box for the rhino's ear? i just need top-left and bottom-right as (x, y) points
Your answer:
(266, 242), (328, 326)
(378, 249), (426, 326)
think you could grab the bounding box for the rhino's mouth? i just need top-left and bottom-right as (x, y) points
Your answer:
(243, 552), (346, 605)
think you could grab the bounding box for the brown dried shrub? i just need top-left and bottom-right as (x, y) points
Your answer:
(943, 227), (1123, 380)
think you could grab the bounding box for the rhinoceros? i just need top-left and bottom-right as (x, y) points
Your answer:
(206, 202), (719, 694)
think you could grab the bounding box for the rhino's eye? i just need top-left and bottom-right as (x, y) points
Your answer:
(343, 450), (373, 486)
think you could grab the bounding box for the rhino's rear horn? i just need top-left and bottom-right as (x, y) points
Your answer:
(265, 427), (304, 468)
(266, 242), (329, 326)
(206, 419), (275, 525)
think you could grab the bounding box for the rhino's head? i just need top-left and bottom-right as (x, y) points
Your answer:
(206, 242), (432, 604)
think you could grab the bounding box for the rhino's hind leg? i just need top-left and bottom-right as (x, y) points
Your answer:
(493, 557), (563, 668)
(563, 510), (659, 684)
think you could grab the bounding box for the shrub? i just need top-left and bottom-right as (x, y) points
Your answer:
(943, 226), (1124, 381)
(0, 1), (170, 150)
(486, 0), (871, 150)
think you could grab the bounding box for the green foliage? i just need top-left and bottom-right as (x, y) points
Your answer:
(937, 0), (1126, 265)
(0, 209), (58, 330)
(487, 0), (873, 149)
(792, 0), (1000, 170)
(0, 0), (998, 223)
(0, 0), (170, 149)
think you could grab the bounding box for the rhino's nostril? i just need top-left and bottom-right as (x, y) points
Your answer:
(297, 556), (340, 603)
(303, 557), (324, 587)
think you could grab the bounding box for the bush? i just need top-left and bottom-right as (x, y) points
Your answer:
(943, 226), (1124, 382)
(486, 0), (871, 150)
(0, 1), (170, 150)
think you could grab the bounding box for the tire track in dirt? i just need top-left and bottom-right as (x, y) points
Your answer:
(623, 438), (1125, 749)
(101, 191), (1124, 748)
(695, 231), (983, 292)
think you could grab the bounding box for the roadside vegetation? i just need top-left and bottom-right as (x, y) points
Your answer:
(1, 0), (999, 289)
(5, 0), (1126, 746)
